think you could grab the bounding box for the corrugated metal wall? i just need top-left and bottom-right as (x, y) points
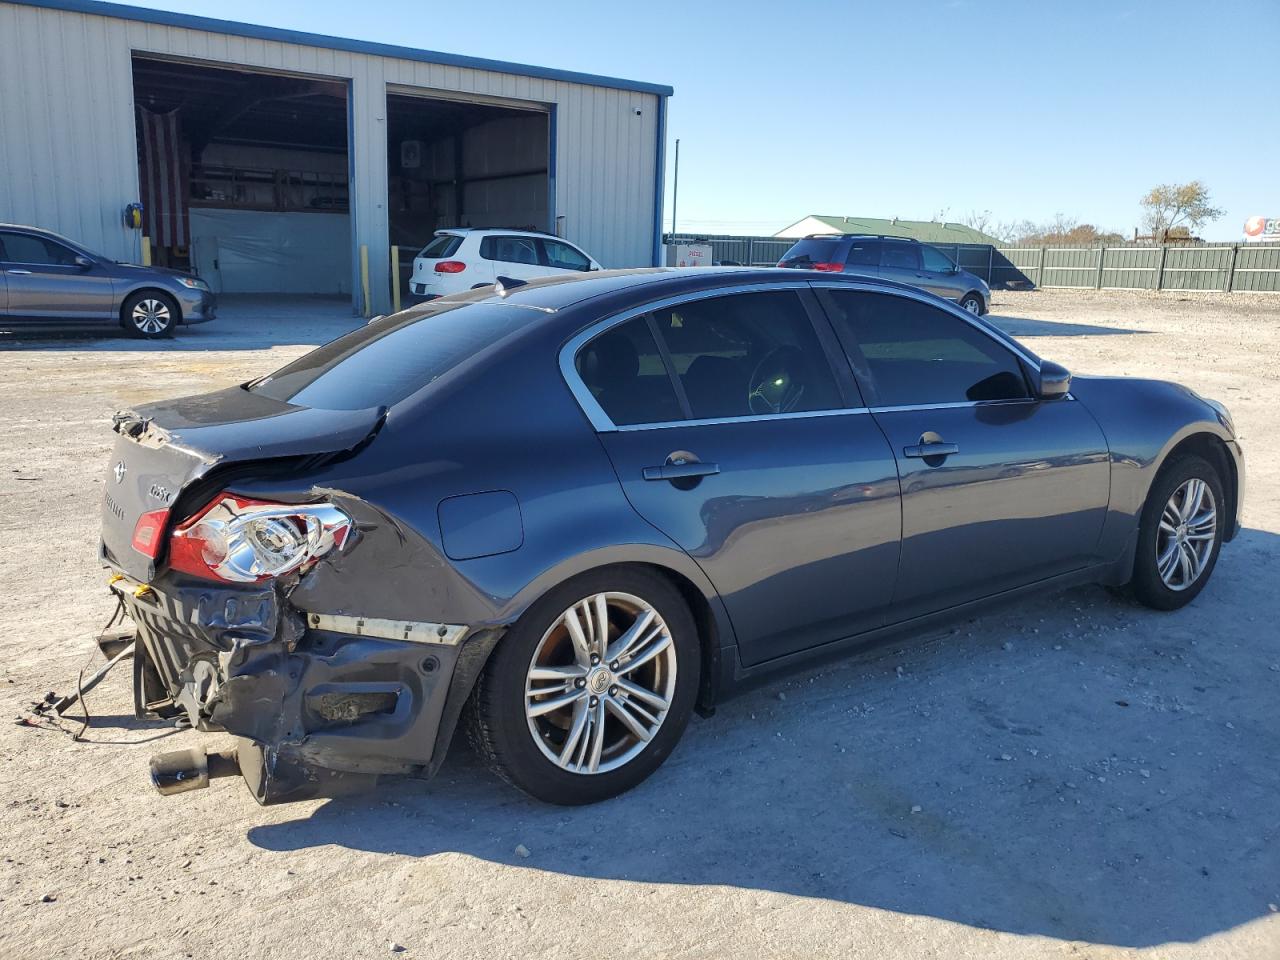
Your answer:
(0, 2), (663, 313)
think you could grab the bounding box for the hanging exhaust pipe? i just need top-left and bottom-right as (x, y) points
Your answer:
(149, 746), (241, 796)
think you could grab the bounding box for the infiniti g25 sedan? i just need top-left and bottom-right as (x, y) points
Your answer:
(99, 268), (1243, 805)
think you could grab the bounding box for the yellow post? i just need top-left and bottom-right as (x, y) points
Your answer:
(391, 244), (401, 314)
(359, 244), (371, 318)
(140, 236), (152, 266)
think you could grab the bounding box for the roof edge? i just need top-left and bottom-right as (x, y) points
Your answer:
(5, 0), (675, 97)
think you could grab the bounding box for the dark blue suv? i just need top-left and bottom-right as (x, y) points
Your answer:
(779, 234), (991, 314)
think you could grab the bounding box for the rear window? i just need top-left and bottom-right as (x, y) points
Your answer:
(249, 302), (529, 410)
(418, 234), (463, 259)
(778, 237), (844, 267)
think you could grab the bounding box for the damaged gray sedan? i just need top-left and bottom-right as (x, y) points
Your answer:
(100, 268), (1243, 805)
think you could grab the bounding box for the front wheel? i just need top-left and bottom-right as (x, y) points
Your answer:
(1128, 455), (1225, 610)
(960, 293), (984, 315)
(466, 567), (700, 804)
(122, 291), (178, 338)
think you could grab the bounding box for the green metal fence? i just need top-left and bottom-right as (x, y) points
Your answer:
(665, 234), (1280, 292)
(995, 244), (1280, 292)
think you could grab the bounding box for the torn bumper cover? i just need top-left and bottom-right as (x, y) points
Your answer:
(115, 575), (494, 804)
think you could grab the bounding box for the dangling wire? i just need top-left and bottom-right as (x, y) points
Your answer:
(72, 594), (127, 742)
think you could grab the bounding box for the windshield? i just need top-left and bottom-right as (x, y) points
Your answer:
(249, 301), (532, 410)
(778, 237), (844, 267)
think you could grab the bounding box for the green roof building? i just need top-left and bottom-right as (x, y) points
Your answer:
(776, 215), (1003, 245)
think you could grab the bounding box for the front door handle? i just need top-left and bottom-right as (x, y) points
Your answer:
(7, 269), (32, 275)
(903, 441), (959, 459)
(642, 459), (720, 482)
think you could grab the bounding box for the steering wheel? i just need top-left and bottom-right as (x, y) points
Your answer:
(747, 346), (807, 415)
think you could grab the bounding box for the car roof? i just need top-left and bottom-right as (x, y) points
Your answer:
(0, 222), (92, 250)
(396, 266), (954, 319)
(800, 233), (921, 243)
(434, 227), (561, 239)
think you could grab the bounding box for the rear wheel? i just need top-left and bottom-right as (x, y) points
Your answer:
(1128, 455), (1224, 610)
(466, 567), (699, 804)
(960, 292), (983, 314)
(122, 291), (178, 338)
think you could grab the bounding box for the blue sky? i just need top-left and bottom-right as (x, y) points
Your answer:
(127, 0), (1279, 240)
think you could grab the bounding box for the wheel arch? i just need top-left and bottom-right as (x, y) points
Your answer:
(120, 286), (183, 326)
(427, 553), (733, 776)
(502, 549), (733, 710)
(1152, 430), (1240, 542)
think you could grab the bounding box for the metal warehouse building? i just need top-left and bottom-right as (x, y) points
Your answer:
(0, 0), (670, 314)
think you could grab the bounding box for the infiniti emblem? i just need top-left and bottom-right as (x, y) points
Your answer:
(113, 461), (127, 484)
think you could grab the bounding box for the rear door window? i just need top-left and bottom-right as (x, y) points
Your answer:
(480, 235), (540, 265)
(540, 239), (592, 271)
(653, 290), (843, 420)
(822, 289), (1030, 407)
(418, 234), (463, 259)
(777, 237), (845, 268)
(880, 243), (921, 270)
(575, 317), (683, 426)
(845, 240), (881, 267)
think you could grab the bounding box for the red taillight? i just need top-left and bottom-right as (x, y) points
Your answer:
(434, 260), (466, 274)
(812, 262), (844, 272)
(168, 493), (352, 583)
(131, 508), (170, 559)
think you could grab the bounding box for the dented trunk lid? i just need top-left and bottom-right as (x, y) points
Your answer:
(100, 386), (383, 582)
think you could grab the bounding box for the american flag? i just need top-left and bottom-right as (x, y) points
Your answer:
(136, 107), (189, 248)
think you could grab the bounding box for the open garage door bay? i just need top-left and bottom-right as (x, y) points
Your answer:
(386, 88), (550, 303)
(131, 56), (353, 302)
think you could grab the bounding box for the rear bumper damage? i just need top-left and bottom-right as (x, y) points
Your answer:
(114, 574), (495, 803)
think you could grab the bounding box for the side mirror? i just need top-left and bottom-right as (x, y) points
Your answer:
(75, 255), (94, 270)
(1037, 360), (1072, 400)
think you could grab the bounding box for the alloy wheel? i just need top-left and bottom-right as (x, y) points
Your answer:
(1155, 477), (1217, 591)
(963, 297), (982, 314)
(132, 298), (171, 334)
(524, 591), (677, 774)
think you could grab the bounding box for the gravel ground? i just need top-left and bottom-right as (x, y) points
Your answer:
(1, 289), (1277, 960)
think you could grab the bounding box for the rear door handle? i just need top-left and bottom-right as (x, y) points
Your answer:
(7, 269), (32, 275)
(903, 441), (959, 458)
(642, 460), (720, 481)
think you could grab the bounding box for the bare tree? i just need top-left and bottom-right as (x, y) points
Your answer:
(1140, 181), (1223, 242)
(961, 210), (994, 236)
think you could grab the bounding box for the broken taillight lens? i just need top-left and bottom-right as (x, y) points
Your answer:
(168, 494), (352, 583)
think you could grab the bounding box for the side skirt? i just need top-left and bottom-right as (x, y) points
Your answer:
(717, 562), (1118, 699)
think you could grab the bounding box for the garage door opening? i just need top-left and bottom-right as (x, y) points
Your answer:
(386, 91), (550, 300)
(130, 55), (352, 302)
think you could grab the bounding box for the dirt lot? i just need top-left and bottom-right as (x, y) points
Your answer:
(1, 289), (1277, 960)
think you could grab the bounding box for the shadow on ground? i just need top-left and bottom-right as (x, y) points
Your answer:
(988, 313), (1149, 338)
(0, 295), (361, 352)
(249, 529), (1280, 949)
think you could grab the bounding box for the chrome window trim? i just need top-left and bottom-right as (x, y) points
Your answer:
(557, 278), (1051, 434)
(615, 407), (871, 432)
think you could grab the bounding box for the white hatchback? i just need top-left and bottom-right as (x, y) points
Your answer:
(409, 229), (602, 299)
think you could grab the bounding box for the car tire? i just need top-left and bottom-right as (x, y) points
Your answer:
(960, 293), (984, 315)
(465, 566), (700, 805)
(1127, 454), (1225, 611)
(121, 290), (178, 339)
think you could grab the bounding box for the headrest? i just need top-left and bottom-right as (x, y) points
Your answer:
(580, 332), (640, 389)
